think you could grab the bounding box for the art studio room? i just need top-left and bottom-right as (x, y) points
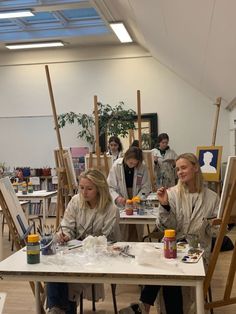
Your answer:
(0, 1), (236, 314)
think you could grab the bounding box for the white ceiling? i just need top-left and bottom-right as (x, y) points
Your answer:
(105, 0), (236, 106)
(0, 0), (235, 106)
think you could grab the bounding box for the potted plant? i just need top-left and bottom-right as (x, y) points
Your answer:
(58, 102), (136, 151)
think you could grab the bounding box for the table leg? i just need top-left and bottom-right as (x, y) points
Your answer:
(196, 280), (205, 314)
(42, 198), (47, 225)
(35, 281), (41, 314)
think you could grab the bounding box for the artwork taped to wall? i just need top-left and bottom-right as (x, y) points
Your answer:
(196, 146), (223, 182)
(70, 147), (89, 176)
(217, 156), (236, 219)
(0, 177), (29, 238)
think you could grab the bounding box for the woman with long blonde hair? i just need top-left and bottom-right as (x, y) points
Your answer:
(121, 153), (219, 314)
(46, 168), (120, 314)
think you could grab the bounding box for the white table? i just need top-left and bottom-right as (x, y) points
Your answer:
(119, 209), (158, 225)
(0, 242), (205, 314)
(16, 190), (57, 223)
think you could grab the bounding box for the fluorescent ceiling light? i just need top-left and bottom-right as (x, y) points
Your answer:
(0, 10), (34, 19)
(110, 22), (133, 43)
(6, 41), (64, 50)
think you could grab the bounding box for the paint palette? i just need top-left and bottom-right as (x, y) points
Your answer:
(181, 248), (204, 263)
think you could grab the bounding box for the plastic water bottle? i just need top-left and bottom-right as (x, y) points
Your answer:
(139, 193), (146, 215)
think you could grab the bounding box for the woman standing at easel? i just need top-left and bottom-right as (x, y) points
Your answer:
(152, 133), (177, 188)
(107, 146), (151, 241)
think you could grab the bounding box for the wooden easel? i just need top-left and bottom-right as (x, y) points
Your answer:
(45, 65), (77, 227)
(135, 90), (156, 191)
(87, 96), (111, 176)
(204, 178), (236, 311)
(0, 178), (45, 314)
(209, 97), (222, 195)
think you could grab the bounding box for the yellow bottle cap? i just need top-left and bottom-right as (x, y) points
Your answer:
(164, 229), (176, 238)
(28, 234), (39, 243)
(126, 199), (133, 204)
(132, 196), (141, 202)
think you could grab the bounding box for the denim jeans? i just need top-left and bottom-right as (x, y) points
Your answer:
(140, 285), (183, 314)
(46, 282), (77, 314)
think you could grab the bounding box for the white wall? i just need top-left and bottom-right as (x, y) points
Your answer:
(0, 45), (230, 169)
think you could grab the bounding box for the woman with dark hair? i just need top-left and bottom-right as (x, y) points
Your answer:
(130, 139), (140, 148)
(46, 169), (120, 314)
(152, 133), (177, 188)
(107, 146), (151, 241)
(107, 135), (123, 163)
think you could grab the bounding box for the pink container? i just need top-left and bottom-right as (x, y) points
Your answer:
(163, 229), (177, 258)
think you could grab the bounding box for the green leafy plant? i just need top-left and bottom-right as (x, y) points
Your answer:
(58, 102), (136, 145)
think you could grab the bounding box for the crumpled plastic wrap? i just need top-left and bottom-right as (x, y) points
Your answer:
(135, 243), (162, 266)
(82, 235), (107, 251)
(40, 236), (133, 269)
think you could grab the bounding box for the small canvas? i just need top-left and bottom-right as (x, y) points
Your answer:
(217, 156), (236, 218)
(196, 146), (222, 182)
(0, 177), (29, 238)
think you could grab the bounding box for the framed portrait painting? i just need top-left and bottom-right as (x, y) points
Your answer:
(196, 146), (223, 182)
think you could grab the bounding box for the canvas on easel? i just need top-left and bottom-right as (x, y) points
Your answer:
(204, 156), (236, 311)
(142, 150), (156, 191)
(85, 153), (112, 177)
(217, 156), (236, 219)
(0, 177), (46, 313)
(54, 148), (78, 190)
(196, 145), (222, 182)
(0, 177), (29, 239)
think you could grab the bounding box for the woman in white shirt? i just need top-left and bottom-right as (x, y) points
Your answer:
(107, 146), (151, 241)
(152, 133), (177, 188)
(107, 135), (123, 163)
(120, 153), (219, 314)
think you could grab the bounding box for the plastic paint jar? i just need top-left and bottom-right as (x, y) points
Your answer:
(22, 182), (27, 195)
(163, 229), (177, 258)
(12, 182), (18, 193)
(27, 234), (40, 264)
(125, 199), (133, 215)
(27, 182), (34, 193)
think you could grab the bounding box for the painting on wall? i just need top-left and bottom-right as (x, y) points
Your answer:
(196, 146), (223, 182)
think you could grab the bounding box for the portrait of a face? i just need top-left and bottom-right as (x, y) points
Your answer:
(196, 146), (222, 182)
(200, 150), (218, 173)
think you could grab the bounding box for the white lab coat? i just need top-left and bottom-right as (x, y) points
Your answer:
(106, 151), (123, 163)
(152, 147), (177, 188)
(156, 185), (219, 313)
(59, 194), (120, 304)
(107, 158), (151, 241)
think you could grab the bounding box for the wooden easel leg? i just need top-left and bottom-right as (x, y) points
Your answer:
(223, 238), (236, 300)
